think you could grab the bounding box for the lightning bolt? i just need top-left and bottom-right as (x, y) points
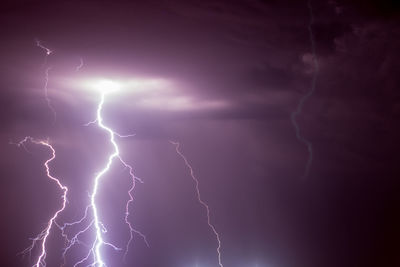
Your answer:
(12, 137), (68, 267)
(290, 0), (319, 179)
(170, 141), (223, 267)
(14, 79), (147, 266)
(21, 38), (226, 265)
(86, 86), (147, 266)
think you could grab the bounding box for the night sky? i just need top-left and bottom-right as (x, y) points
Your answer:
(1, 0), (400, 266)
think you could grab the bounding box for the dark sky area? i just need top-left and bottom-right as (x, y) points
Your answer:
(0, 0), (399, 266)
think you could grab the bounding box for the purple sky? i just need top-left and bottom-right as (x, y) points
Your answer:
(1, 0), (399, 266)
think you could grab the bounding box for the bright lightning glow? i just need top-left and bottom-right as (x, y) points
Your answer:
(13, 137), (68, 267)
(93, 79), (122, 92)
(170, 141), (223, 267)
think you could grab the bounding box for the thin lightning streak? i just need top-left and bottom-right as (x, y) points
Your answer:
(57, 204), (93, 267)
(12, 137), (68, 267)
(290, 0), (319, 179)
(34, 39), (57, 123)
(44, 66), (57, 123)
(120, 158), (150, 261)
(170, 141), (223, 267)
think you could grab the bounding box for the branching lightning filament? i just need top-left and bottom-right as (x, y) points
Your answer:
(13, 137), (68, 267)
(14, 84), (148, 266)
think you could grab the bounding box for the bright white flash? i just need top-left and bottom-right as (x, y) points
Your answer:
(93, 79), (122, 92)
